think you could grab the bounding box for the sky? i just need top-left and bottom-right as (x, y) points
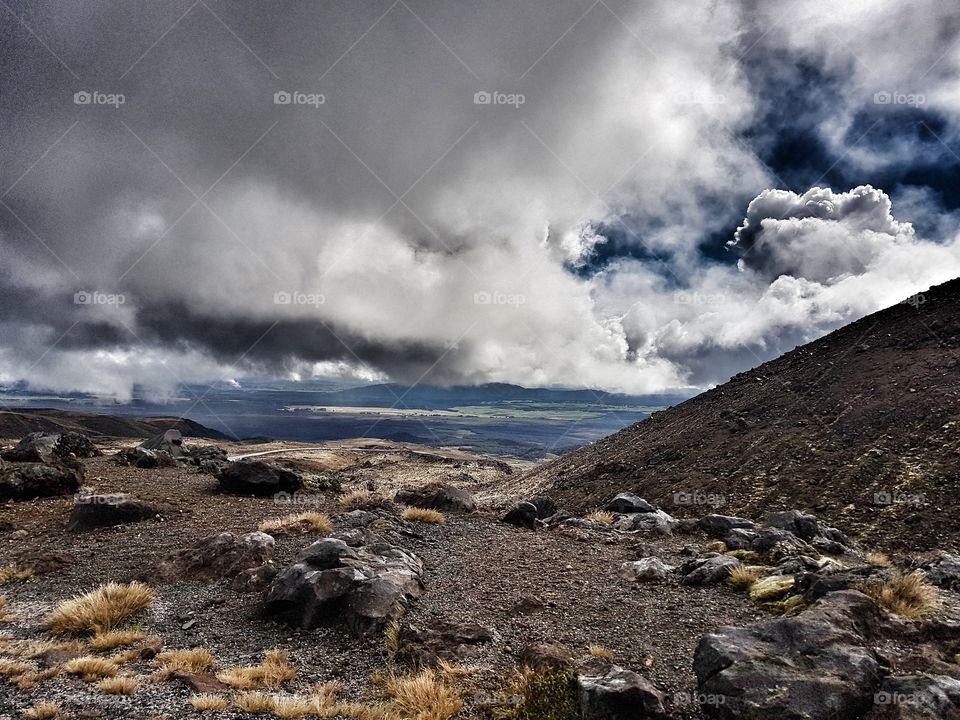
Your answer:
(1, 0), (960, 400)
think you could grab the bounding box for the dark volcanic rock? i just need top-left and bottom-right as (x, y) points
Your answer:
(394, 482), (476, 512)
(578, 666), (667, 719)
(263, 538), (424, 631)
(614, 509), (678, 535)
(1, 431), (98, 463)
(920, 553), (960, 591)
(396, 620), (493, 666)
(216, 460), (303, 496)
(605, 493), (655, 513)
(67, 493), (164, 531)
(140, 429), (186, 458)
(502, 501), (539, 530)
(681, 555), (741, 586)
(698, 514), (756, 537)
(527, 495), (558, 519)
(155, 531), (274, 582)
(0, 462), (82, 500)
(868, 673), (960, 719)
(519, 641), (575, 672)
(695, 590), (885, 719)
(115, 446), (175, 469)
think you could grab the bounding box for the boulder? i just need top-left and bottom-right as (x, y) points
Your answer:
(394, 483), (476, 513)
(698, 515), (756, 538)
(751, 528), (812, 554)
(395, 620), (493, 666)
(527, 495), (558, 519)
(764, 510), (821, 541)
(230, 561), (279, 593)
(67, 493), (164, 531)
(695, 590), (885, 719)
(115, 446), (175, 469)
(263, 538), (424, 631)
(614, 509), (678, 535)
(139, 429), (186, 458)
(502, 501), (538, 530)
(869, 673), (960, 719)
(1, 431), (98, 463)
(681, 555), (741, 586)
(155, 531), (274, 582)
(578, 666), (666, 719)
(216, 460), (303, 496)
(920, 553), (960, 591)
(518, 641), (575, 672)
(619, 557), (675, 583)
(605, 493), (655, 514)
(724, 528), (760, 551)
(0, 462), (82, 500)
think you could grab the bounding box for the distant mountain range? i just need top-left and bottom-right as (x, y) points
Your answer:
(0, 409), (228, 441)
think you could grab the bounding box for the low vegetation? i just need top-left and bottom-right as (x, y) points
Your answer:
(45, 582), (154, 635)
(61, 655), (119, 681)
(728, 565), (764, 590)
(217, 649), (296, 689)
(381, 668), (463, 720)
(259, 512), (333, 535)
(502, 667), (579, 720)
(189, 693), (229, 711)
(865, 552), (892, 567)
(96, 676), (138, 694)
(587, 645), (614, 661)
(584, 512), (614, 524)
(0, 564), (33, 585)
(401, 507), (446, 524)
(339, 491), (383, 510)
(155, 648), (217, 678)
(22, 703), (60, 719)
(862, 573), (941, 619)
(89, 629), (146, 650)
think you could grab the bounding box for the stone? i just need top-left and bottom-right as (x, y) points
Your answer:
(614, 509), (678, 535)
(263, 538), (424, 631)
(155, 531), (274, 582)
(527, 495), (558, 519)
(870, 673), (960, 719)
(764, 510), (821, 541)
(394, 483), (476, 513)
(518, 641), (575, 672)
(139, 429), (186, 458)
(920, 553), (960, 591)
(0, 462), (82, 500)
(681, 555), (741, 586)
(1, 431), (98, 463)
(605, 493), (655, 513)
(67, 493), (164, 531)
(216, 460), (303, 496)
(115, 446), (175, 469)
(395, 620), (493, 666)
(619, 557), (675, 583)
(578, 666), (666, 719)
(502, 501), (538, 530)
(230, 561), (279, 593)
(695, 590), (885, 719)
(724, 528), (760, 551)
(698, 515), (756, 537)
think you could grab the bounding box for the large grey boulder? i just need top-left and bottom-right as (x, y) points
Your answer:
(67, 493), (164, 531)
(614, 509), (678, 535)
(869, 674), (960, 719)
(681, 555), (741, 586)
(216, 460), (303, 496)
(394, 482), (476, 513)
(605, 493), (655, 514)
(578, 666), (667, 719)
(695, 590), (885, 719)
(619, 557), (675, 583)
(698, 514), (756, 537)
(263, 538), (424, 631)
(139, 429), (185, 458)
(920, 553), (960, 591)
(502, 501), (539, 530)
(155, 531), (274, 582)
(2, 431), (98, 463)
(0, 462), (83, 500)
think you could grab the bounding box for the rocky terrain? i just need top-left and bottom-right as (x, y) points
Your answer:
(522, 278), (960, 552)
(2, 424), (960, 719)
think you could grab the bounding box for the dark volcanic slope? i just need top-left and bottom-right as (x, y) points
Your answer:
(0, 408), (228, 440)
(525, 278), (960, 552)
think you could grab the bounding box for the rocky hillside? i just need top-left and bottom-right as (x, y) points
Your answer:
(523, 278), (960, 551)
(0, 408), (229, 441)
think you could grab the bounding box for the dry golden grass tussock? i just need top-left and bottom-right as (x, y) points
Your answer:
(155, 648), (217, 678)
(19, 639), (86, 659)
(189, 693), (229, 711)
(588, 645), (614, 661)
(866, 552), (892, 567)
(96, 676), (137, 694)
(0, 564), (33, 585)
(384, 622), (401, 656)
(217, 649), (295, 689)
(381, 668), (463, 720)
(259, 512), (333, 535)
(61, 656), (119, 681)
(728, 565), (764, 590)
(339, 491), (382, 510)
(401, 507), (446, 524)
(0, 658), (34, 677)
(89, 630), (146, 650)
(233, 691), (276, 713)
(45, 581), (154, 635)
(862, 572), (941, 619)
(21, 703), (60, 719)
(585, 512), (614, 524)
(0, 593), (14, 623)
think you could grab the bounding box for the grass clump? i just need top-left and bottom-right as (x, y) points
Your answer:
(155, 648), (217, 678)
(728, 565), (764, 590)
(0, 594), (14, 623)
(862, 572), (941, 619)
(259, 512), (333, 536)
(584, 512), (614, 525)
(0, 564), (33, 585)
(339, 491), (383, 510)
(401, 508), (446, 524)
(501, 668), (579, 720)
(381, 668), (463, 720)
(587, 645), (614, 661)
(189, 693), (229, 711)
(865, 552), (892, 567)
(89, 630), (146, 650)
(96, 676), (137, 694)
(22, 703), (60, 719)
(61, 656), (119, 681)
(217, 650), (295, 689)
(233, 691), (276, 713)
(45, 582), (154, 635)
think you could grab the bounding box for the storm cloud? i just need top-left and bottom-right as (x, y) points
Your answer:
(1, 0), (960, 398)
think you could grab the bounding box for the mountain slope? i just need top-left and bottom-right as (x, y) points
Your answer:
(523, 279), (960, 551)
(0, 408), (229, 441)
